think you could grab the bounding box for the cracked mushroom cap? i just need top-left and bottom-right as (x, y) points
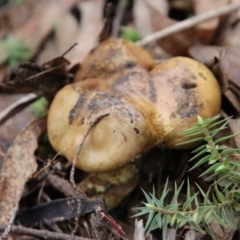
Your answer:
(150, 57), (221, 148)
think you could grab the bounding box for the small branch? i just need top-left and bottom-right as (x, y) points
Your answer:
(0, 224), (93, 240)
(0, 93), (38, 125)
(70, 113), (110, 190)
(69, 113), (110, 232)
(2, 204), (18, 240)
(111, 0), (126, 38)
(136, 2), (240, 47)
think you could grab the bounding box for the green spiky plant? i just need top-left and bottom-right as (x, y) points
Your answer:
(134, 114), (240, 239)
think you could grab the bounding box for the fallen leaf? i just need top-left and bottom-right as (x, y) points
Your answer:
(68, 0), (105, 69)
(2, 60), (70, 96)
(0, 94), (35, 172)
(146, 0), (196, 55)
(16, 197), (103, 227)
(217, 48), (240, 113)
(194, 0), (229, 44)
(133, 0), (169, 37)
(188, 45), (223, 63)
(13, 0), (78, 54)
(228, 118), (240, 148)
(215, 2), (240, 47)
(0, 117), (46, 224)
(219, 47), (240, 89)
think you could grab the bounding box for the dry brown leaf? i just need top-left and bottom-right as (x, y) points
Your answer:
(133, 0), (169, 37)
(210, 219), (236, 240)
(220, 47), (240, 89)
(217, 48), (240, 113)
(68, 0), (105, 68)
(188, 45), (223, 63)
(0, 117), (46, 224)
(216, 0), (240, 47)
(194, 0), (229, 44)
(13, 0), (78, 53)
(146, 0), (196, 56)
(228, 118), (240, 148)
(55, 12), (79, 61)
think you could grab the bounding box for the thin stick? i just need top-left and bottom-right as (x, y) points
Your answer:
(70, 113), (110, 189)
(111, 0), (126, 38)
(0, 93), (38, 125)
(24, 65), (63, 82)
(0, 224), (92, 240)
(136, 2), (240, 47)
(69, 113), (110, 232)
(61, 43), (78, 57)
(2, 204), (18, 240)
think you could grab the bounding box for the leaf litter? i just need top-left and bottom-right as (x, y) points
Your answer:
(0, 1), (240, 239)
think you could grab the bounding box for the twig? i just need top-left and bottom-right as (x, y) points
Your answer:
(111, 0), (126, 38)
(0, 93), (38, 125)
(69, 113), (110, 235)
(0, 224), (93, 240)
(70, 113), (110, 190)
(133, 219), (145, 240)
(2, 204), (18, 240)
(136, 2), (240, 47)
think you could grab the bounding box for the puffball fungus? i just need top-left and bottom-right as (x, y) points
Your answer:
(47, 40), (221, 173)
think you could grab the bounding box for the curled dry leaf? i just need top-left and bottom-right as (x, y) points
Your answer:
(0, 117), (46, 224)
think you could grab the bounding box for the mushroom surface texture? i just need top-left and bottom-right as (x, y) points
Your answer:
(74, 38), (155, 81)
(47, 40), (221, 173)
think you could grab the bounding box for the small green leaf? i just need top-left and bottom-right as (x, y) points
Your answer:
(203, 216), (216, 239)
(192, 144), (206, 153)
(176, 137), (204, 146)
(221, 148), (240, 155)
(162, 217), (168, 240)
(188, 155), (211, 172)
(189, 148), (207, 161)
(183, 194), (197, 211)
(189, 221), (205, 234)
(145, 210), (155, 231)
(214, 184), (227, 202)
(199, 163), (222, 177)
(214, 165), (230, 174)
(215, 133), (240, 144)
(176, 212), (189, 221)
(148, 214), (160, 232)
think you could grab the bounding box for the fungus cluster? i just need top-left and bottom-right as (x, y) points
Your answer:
(47, 39), (221, 173)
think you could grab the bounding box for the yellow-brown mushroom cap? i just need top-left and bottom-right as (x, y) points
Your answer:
(74, 39), (155, 82)
(47, 82), (161, 173)
(150, 57), (221, 148)
(47, 55), (221, 173)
